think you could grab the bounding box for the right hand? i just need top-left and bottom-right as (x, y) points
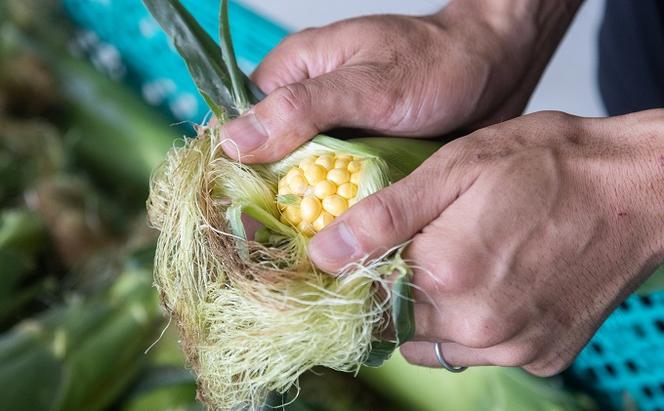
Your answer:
(220, 0), (580, 163)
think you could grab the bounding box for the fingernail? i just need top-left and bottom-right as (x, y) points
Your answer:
(309, 222), (361, 271)
(221, 112), (268, 155)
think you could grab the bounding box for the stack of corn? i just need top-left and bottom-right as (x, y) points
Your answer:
(0, 262), (163, 411)
(0, 6), (180, 411)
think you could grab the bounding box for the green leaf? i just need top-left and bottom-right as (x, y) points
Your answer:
(219, 0), (249, 110)
(202, 92), (225, 120)
(363, 340), (397, 368)
(391, 264), (415, 345)
(143, 0), (265, 118)
(363, 251), (415, 367)
(143, 0), (238, 116)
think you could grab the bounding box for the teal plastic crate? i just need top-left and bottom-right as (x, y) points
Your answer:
(568, 290), (664, 410)
(62, 0), (288, 123)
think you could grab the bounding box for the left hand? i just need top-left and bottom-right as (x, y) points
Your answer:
(308, 110), (664, 376)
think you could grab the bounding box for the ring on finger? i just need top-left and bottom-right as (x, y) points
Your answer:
(434, 342), (467, 373)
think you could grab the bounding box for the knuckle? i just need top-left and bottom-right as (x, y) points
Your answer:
(455, 306), (524, 349)
(271, 83), (311, 116)
(536, 110), (573, 123)
(360, 193), (403, 241)
(264, 83), (310, 124)
(428, 262), (476, 294)
(280, 29), (317, 49)
(456, 316), (506, 348)
(437, 138), (474, 165)
(497, 344), (539, 367)
(528, 110), (581, 137)
(523, 356), (569, 377)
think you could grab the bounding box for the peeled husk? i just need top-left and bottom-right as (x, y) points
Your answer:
(147, 124), (409, 410)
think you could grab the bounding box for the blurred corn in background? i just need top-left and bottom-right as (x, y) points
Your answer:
(0, 0), (598, 410)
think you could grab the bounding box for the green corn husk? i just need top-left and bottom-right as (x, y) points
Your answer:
(143, 1), (438, 409)
(0, 117), (64, 206)
(0, 263), (163, 411)
(361, 354), (597, 411)
(120, 365), (203, 411)
(0, 208), (51, 324)
(25, 175), (126, 272)
(144, 1), (598, 410)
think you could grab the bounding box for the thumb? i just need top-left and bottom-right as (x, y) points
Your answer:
(308, 158), (465, 273)
(219, 67), (383, 163)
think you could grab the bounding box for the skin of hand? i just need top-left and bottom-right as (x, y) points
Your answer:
(219, 0), (582, 163)
(308, 110), (664, 376)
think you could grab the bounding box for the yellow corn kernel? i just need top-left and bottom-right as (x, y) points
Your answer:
(337, 183), (357, 200)
(278, 152), (363, 234)
(327, 168), (350, 185)
(288, 175), (308, 195)
(322, 195), (348, 217)
(285, 167), (303, 181)
(347, 160), (362, 173)
(313, 180), (337, 199)
(315, 155), (335, 170)
(313, 211), (335, 231)
(284, 205), (302, 225)
(303, 164), (327, 185)
(300, 196), (322, 223)
(298, 221), (316, 236)
(299, 157), (315, 169)
(334, 158), (350, 169)
(277, 184), (291, 196)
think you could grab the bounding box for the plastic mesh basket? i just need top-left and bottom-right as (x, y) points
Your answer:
(62, 0), (287, 124)
(60, 1), (664, 410)
(568, 290), (664, 410)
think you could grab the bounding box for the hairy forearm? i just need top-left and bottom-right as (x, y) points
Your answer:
(428, 0), (584, 124)
(434, 0), (583, 44)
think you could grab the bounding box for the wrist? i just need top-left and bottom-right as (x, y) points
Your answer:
(635, 112), (664, 267)
(596, 111), (664, 271)
(432, 0), (583, 48)
(428, 0), (583, 117)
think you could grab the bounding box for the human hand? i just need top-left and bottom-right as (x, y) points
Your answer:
(220, 0), (582, 163)
(308, 110), (664, 376)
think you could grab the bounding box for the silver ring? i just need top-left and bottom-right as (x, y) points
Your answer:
(434, 342), (467, 373)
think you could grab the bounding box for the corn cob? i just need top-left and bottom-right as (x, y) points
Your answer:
(0, 263), (162, 411)
(141, 2), (603, 411)
(143, 1), (438, 409)
(0, 208), (50, 325)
